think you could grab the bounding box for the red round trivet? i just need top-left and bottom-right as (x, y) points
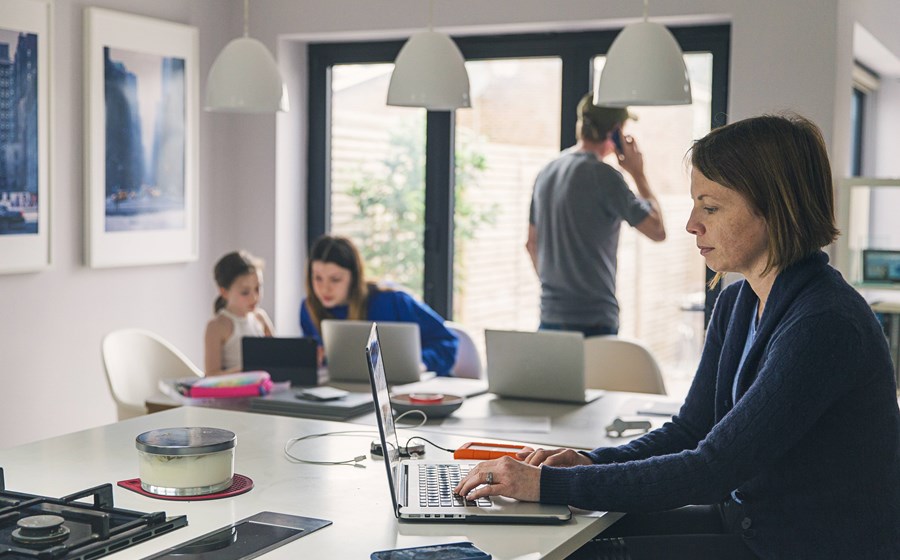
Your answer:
(117, 473), (253, 500)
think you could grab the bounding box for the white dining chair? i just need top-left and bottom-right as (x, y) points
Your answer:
(583, 335), (667, 395)
(445, 321), (484, 379)
(101, 328), (204, 420)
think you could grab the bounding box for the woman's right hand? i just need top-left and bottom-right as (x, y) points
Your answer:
(518, 447), (593, 467)
(316, 345), (325, 367)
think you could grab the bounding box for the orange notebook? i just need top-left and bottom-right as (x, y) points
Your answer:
(453, 441), (529, 461)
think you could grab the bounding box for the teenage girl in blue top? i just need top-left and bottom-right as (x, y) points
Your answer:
(300, 235), (458, 376)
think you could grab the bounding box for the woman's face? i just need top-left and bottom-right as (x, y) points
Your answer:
(686, 168), (770, 280)
(311, 261), (352, 308)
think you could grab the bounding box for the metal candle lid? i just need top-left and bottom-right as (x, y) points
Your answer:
(135, 427), (236, 455)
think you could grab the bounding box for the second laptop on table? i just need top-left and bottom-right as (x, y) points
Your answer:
(321, 319), (422, 385)
(485, 329), (604, 403)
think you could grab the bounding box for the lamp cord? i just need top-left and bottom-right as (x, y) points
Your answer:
(243, 0), (249, 37)
(428, 0), (434, 31)
(643, 0), (649, 21)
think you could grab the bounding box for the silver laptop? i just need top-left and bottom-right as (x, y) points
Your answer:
(365, 323), (571, 524)
(323, 320), (422, 384)
(485, 329), (604, 403)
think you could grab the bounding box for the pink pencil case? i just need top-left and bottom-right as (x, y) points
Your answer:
(179, 371), (273, 398)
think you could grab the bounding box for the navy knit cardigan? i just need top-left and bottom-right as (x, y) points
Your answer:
(540, 252), (900, 559)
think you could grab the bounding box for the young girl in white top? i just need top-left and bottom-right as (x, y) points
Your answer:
(204, 250), (275, 375)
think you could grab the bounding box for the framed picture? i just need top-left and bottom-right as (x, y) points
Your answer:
(0, 0), (50, 273)
(84, 8), (198, 268)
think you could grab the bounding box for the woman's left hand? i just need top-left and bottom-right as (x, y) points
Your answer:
(520, 447), (592, 467)
(453, 456), (542, 502)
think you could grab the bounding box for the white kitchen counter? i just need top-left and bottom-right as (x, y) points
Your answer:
(0, 406), (621, 559)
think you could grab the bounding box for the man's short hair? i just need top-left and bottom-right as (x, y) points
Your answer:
(576, 93), (634, 142)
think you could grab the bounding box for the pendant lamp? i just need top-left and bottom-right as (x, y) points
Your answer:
(594, 0), (691, 107)
(387, 0), (470, 110)
(205, 0), (289, 113)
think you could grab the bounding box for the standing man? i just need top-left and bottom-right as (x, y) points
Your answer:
(527, 93), (666, 337)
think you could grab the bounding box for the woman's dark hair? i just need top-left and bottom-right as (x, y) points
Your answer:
(305, 235), (370, 335)
(690, 113), (839, 285)
(213, 250), (263, 313)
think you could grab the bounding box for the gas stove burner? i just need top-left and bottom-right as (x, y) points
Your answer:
(0, 467), (187, 560)
(12, 514), (71, 546)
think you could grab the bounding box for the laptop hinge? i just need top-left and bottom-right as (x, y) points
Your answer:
(397, 463), (409, 508)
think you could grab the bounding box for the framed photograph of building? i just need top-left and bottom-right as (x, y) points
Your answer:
(84, 8), (198, 268)
(0, 0), (50, 273)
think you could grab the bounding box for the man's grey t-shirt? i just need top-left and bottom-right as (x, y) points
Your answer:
(529, 151), (651, 329)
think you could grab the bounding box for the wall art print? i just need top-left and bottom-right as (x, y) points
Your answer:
(0, 0), (50, 273)
(85, 8), (198, 268)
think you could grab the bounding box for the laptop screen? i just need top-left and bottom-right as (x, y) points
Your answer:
(326, 320), (422, 384)
(365, 323), (403, 513)
(863, 249), (900, 283)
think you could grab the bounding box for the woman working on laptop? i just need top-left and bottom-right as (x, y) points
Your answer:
(300, 235), (458, 376)
(456, 115), (900, 559)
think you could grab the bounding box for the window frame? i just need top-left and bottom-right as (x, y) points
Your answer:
(307, 25), (731, 320)
(850, 87), (866, 177)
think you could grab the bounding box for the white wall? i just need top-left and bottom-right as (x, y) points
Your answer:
(0, 0), (238, 448)
(2, 0), (898, 449)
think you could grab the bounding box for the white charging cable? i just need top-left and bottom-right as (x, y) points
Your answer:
(281, 410), (430, 467)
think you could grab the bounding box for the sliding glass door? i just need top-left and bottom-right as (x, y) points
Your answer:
(329, 63), (427, 297)
(307, 26), (730, 382)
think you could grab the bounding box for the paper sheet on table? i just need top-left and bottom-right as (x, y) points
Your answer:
(632, 399), (682, 417)
(441, 415), (551, 433)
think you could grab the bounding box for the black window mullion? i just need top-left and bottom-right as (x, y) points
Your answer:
(306, 53), (331, 244)
(850, 88), (865, 177)
(560, 51), (592, 150)
(423, 111), (455, 318)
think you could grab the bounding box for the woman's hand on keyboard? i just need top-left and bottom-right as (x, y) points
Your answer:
(520, 447), (593, 467)
(453, 456), (541, 503)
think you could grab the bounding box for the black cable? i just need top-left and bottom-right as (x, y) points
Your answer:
(282, 411), (457, 466)
(404, 435), (456, 453)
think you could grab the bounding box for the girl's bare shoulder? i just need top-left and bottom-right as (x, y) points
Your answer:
(206, 313), (233, 337)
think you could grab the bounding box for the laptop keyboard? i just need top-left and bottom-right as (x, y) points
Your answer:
(419, 464), (492, 508)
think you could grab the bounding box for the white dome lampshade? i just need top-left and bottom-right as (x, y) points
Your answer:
(387, 30), (470, 110)
(205, 36), (289, 113)
(594, 21), (692, 107)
